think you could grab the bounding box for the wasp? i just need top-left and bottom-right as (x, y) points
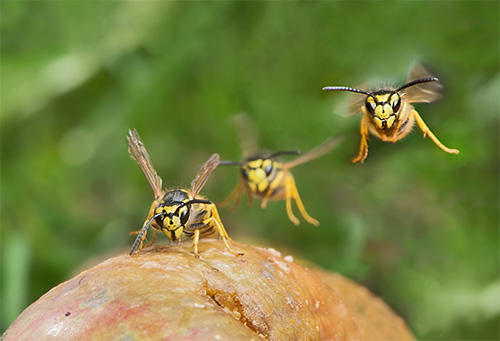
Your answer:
(219, 114), (342, 226)
(127, 129), (231, 257)
(322, 64), (459, 163)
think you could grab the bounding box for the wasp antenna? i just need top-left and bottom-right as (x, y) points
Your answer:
(396, 77), (439, 92)
(173, 199), (213, 215)
(129, 212), (165, 255)
(322, 86), (372, 96)
(269, 150), (302, 158)
(219, 160), (245, 166)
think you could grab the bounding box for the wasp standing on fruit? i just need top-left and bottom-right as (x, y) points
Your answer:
(322, 64), (459, 163)
(219, 114), (342, 226)
(127, 129), (231, 257)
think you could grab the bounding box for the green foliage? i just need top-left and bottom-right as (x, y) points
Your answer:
(1, 2), (498, 339)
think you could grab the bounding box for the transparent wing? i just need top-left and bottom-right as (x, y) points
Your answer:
(284, 134), (343, 170)
(190, 153), (220, 197)
(230, 113), (259, 157)
(127, 129), (164, 199)
(346, 92), (367, 116)
(332, 82), (369, 117)
(403, 63), (442, 103)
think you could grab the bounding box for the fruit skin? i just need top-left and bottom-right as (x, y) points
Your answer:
(2, 240), (414, 340)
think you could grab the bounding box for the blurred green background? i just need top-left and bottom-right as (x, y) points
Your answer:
(1, 1), (498, 339)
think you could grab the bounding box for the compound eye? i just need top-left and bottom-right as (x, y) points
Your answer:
(264, 162), (273, 177)
(155, 215), (164, 227)
(365, 96), (377, 115)
(241, 168), (249, 179)
(391, 94), (401, 113)
(179, 208), (190, 226)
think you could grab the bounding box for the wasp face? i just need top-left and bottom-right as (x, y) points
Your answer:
(241, 158), (281, 194)
(155, 190), (192, 241)
(365, 91), (402, 131)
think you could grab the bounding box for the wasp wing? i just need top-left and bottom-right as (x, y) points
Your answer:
(127, 129), (164, 199)
(346, 93), (367, 117)
(190, 153), (220, 197)
(283, 135), (343, 170)
(229, 113), (260, 158)
(330, 82), (369, 117)
(404, 63), (442, 104)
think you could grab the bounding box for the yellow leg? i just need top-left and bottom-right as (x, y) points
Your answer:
(285, 175), (319, 226)
(145, 229), (156, 247)
(411, 109), (459, 154)
(194, 205), (232, 257)
(283, 174), (300, 225)
(219, 179), (253, 211)
(193, 229), (200, 258)
(244, 186), (253, 207)
(261, 196), (269, 209)
(209, 206), (232, 247)
(219, 182), (242, 209)
(352, 112), (370, 163)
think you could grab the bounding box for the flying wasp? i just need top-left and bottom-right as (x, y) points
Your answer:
(127, 129), (231, 257)
(322, 64), (459, 163)
(219, 114), (342, 226)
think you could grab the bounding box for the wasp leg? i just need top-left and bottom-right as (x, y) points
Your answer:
(219, 179), (247, 211)
(144, 229), (156, 247)
(193, 229), (200, 258)
(244, 185), (253, 207)
(285, 174), (319, 226)
(202, 205), (231, 251)
(411, 109), (459, 154)
(352, 111), (370, 163)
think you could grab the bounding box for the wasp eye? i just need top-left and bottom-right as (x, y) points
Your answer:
(155, 215), (164, 226)
(365, 96), (377, 115)
(391, 95), (401, 113)
(264, 163), (273, 177)
(180, 208), (190, 226)
(241, 168), (249, 179)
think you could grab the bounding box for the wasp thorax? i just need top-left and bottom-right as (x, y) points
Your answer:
(366, 91), (401, 130)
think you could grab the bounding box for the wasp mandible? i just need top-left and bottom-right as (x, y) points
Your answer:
(219, 114), (342, 226)
(322, 64), (459, 163)
(127, 129), (231, 257)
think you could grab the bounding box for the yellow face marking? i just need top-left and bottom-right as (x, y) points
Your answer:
(366, 96), (376, 107)
(247, 167), (266, 183)
(242, 158), (281, 194)
(390, 93), (400, 107)
(162, 225), (183, 241)
(387, 115), (396, 128)
(257, 179), (269, 192)
(374, 103), (393, 119)
(375, 93), (390, 103)
(374, 116), (384, 129)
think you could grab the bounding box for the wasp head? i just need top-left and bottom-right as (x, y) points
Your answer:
(154, 190), (192, 242)
(365, 90), (402, 130)
(241, 157), (282, 194)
